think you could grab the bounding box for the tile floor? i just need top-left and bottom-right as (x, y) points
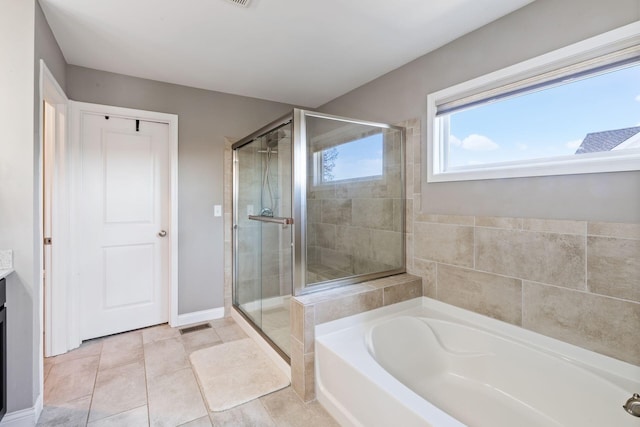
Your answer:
(39, 318), (339, 427)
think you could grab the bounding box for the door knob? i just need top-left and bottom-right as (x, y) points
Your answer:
(158, 230), (167, 237)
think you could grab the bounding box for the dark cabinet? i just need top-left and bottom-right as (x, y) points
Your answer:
(0, 277), (5, 421)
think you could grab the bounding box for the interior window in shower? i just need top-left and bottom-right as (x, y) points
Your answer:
(314, 133), (384, 184)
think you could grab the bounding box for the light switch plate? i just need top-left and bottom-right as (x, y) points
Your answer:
(214, 205), (222, 217)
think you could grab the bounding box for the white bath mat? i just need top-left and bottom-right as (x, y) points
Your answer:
(190, 338), (290, 412)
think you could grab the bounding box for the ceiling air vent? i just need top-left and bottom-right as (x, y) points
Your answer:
(224, 0), (251, 7)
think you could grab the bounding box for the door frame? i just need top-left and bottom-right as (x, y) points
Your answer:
(68, 101), (179, 348)
(39, 60), (69, 360)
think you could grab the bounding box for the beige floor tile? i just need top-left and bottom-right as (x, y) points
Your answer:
(209, 317), (235, 329)
(89, 360), (147, 422)
(210, 400), (276, 427)
(179, 415), (213, 427)
(142, 324), (181, 344)
(49, 339), (103, 365)
(214, 324), (247, 342)
(37, 396), (91, 426)
(47, 355), (99, 385)
(87, 405), (148, 427)
(144, 336), (190, 378)
(44, 360), (97, 405)
(181, 328), (222, 353)
(99, 330), (143, 370)
(261, 387), (338, 427)
(43, 358), (54, 382)
(147, 367), (208, 427)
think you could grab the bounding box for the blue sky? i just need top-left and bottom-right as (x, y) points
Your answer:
(448, 62), (640, 168)
(325, 134), (383, 181)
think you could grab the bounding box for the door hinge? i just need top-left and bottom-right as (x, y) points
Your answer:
(44, 237), (52, 245)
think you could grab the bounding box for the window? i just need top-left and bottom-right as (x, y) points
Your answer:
(427, 22), (640, 182)
(315, 133), (383, 184)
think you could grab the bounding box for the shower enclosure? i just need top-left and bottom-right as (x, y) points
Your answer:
(232, 109), (404, 360)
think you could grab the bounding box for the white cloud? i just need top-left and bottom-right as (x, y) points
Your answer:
(461, 134), (499, 151)
(566, 139), (582, 149)
(449, 134), (462, 147)
(635, 94), (640, 102)
(516, 142), (528, 151)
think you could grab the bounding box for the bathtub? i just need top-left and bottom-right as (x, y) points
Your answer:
(315, 297), (640, 427)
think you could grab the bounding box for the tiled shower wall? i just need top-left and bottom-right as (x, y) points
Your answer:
(401, 118), (640, 366)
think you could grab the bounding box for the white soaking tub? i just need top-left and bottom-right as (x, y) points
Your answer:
(315, 297), (640, 427)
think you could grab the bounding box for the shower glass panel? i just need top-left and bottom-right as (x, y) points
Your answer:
(303, 113), (405, 290)
(233, 122), (293, 358)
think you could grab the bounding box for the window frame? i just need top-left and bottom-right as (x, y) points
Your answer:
(427, 21), (640, 183)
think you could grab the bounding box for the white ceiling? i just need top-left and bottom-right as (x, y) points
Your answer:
(40, 0), (533, 107)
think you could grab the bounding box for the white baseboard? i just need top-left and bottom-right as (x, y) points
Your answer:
(173, 307), (225, 327)
(0, 394), (42, 427)
(231, 307), (291, 380)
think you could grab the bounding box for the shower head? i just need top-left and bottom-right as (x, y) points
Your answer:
(265, 133), (280, 148)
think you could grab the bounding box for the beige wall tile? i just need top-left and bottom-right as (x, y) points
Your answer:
(588, 221), (640, 239)
(352, 198), (395, 230)
(405, 198), (413, 234)
(290, 300), (304, 343)
(437, 265), (522, 325)
(414, 213), (474, 226)
(314, 289), (384, 324)
(383, 279), (422, 305)
(302, 352), (315, 403)
(523, 282), (640, 365)
(320, 199), (352, 225)
(587, 236), (640, 302)
(414, 222), (474, 268)
(405, 232), (414, 273)
(290, 338), (304, 401)
(303, 305), (315, 354)
(475, 216), (522, 230)
(522, 218), (586, 235)
(475, 228), (585, 289)
(405, 163), (414, 199)
(412, 258), (436, 297)
(315, 223), (336, 249)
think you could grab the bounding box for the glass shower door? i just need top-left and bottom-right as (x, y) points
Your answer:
(233, 123), (293, 357)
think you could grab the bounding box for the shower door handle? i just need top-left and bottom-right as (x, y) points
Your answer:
(248, 215), (294, 225)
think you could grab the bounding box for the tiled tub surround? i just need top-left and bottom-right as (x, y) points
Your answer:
(290, 273), (422, 401)
(406, 215), (640, 365)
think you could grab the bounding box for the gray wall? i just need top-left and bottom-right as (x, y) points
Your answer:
(0, 0), (67, 413)
(319, 0), (640, 223)
(65, 66), (295, 313)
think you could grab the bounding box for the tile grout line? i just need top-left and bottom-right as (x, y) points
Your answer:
(141, 333), (151, 427)
(85, 340), (104, 426)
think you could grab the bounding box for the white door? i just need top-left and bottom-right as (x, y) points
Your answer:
(79, 113), (170, 340)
